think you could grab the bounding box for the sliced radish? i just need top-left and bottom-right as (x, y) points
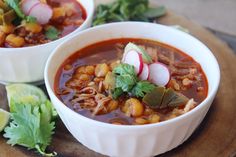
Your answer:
(139, 63), (150, 80)
(28, 3), (53, 24)
(148, 62), (170, 86)
(122, 50), (143, 75)
(21, 0), (40, 15)
(124, 43), (152, 64)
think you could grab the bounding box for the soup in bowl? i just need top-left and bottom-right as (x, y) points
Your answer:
(0, 0), (94, 83)
(45, 22), (220, 156)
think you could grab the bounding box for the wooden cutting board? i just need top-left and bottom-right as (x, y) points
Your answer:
(0, 11), (236, 157)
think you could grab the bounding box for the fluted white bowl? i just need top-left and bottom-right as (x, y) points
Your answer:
(0, 0), (94, 84)
(45, 22), (220, 157)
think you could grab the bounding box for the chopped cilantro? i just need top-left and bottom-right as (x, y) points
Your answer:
(112, 63), (156, 99)
(131, 81), (156, 97)
(45, 26), (60, 40)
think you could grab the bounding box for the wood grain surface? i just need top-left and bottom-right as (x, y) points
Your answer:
(0, 12), (236, 157)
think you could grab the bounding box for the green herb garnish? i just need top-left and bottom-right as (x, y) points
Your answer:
(4, 84), (57, 156)
(131, 81), (156, 97)
(93, 0), (166, 26)
(113, 63), (137, 92)
(113, 63), (137, 76)
(112, 87), (123, 99)
(112, 63), (156, 99)
(45, 26), (60, 40)
(4, 100), (57, 156)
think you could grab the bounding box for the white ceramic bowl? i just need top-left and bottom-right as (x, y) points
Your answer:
(0, 0), (94, 84)
(45, 22), (220, 157)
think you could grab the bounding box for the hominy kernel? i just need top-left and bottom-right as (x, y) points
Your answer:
(85, 66), (95, 75)
(135, 118), (148, 125)
(79, 74), (90, 81)
(148, 114), (160, 123)
(95, 63), (109, 77)
(123, 98), (144, 117)
(6, 34), (25, 47)
(0, 25), (14, 34)
(107, 100), (119, 112)
(76, 66), (86, 74)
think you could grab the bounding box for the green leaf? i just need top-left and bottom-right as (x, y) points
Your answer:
(92, 0), (166, 25)
(45, 26), (60, 40)
(116, 74), (137, 92)
(112, 63), (157, 99)
(113, 63), (136, 76)
(112, 88), (123, 99)
(3, 102), (56, 156)
(5, 0), (24, 18)
(131, 81), (156, 97)
(26, 16), (37, 23)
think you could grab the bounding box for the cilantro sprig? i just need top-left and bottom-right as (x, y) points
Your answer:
(132, 81), (156, 97)
(112, 63), (156, 99)
(45, 26), (60, 40)
(4, 100), (57, 156)
(93, 0), (166, 26)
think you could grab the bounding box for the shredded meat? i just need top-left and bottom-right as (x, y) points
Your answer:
(92, 94), (111, 116)
(184, 99), (196, 112)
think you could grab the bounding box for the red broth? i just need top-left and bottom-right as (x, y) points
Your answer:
(55, 38), (208, 125)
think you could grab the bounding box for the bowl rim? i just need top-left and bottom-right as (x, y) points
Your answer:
(0, 0), (95, 52)
(45, 22), (221, 130)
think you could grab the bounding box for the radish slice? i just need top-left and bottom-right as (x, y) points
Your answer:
(28, 3), (53, 24)
(139, 63), (149, 80)
(122, 50), (143, 75)
(148, 62), (170, 86)
(21, 0), (40, 15)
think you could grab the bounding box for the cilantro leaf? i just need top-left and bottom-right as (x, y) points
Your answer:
(112, 63), (157, 99)
(113, 64), (137, 92)
(131, 81), (156, 97)
(112, 87), (123, 99)
(93, 0), (166, 26)
(4, 101), (56, 156)
(113, 63), (136, 76)
(116, 74), (137, 92)
(45, 26), (60, 40)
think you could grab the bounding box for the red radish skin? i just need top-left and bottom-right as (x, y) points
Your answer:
(21, 0), (40, 15)
(148, 62), (170, 86)
(139, 63), (149, 80)
(122, 50), (144, 75)
(28, 3), (53, 24)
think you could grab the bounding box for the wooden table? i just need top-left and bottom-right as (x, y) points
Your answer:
(0, 12), (236, 157)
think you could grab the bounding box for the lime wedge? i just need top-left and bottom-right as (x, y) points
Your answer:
(0, 109), (10, 132)
(6, 84), (47, 108)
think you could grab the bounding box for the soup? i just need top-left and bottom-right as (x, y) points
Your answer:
(55, 39), (208, 125)
(0, 0), (86, 47)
